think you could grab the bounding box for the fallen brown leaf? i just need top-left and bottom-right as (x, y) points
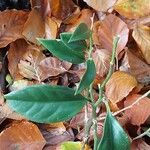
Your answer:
(96, 14), (129, 55)
(120, 50), (150, 85)
(83, 0), (117, 12)
(92, 49), (111, 77)
(22, 8), (45, 45)
(132, 25), (150, 64)
(18, 46), (45, 81)
(115, 0), (150, 19)
(8, 39), (29, 80)
(0, 10), (28, 48)
(124, 94), (150, 126)
(39, 57), (72, 81)
(105, 71), (138, 103)
(0, 120), (46, 150)
(131, 139), (150, 150)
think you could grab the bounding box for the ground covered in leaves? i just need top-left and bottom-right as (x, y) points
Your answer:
(0, 0), (150, 149)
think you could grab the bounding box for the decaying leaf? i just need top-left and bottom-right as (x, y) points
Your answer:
(115, 0), (150, 19)
(49, 0), (77, 20)
(131, 140), (150, 150)
(132, 25), (150, 64)
(105, 71), (138, 103)
(120, 50), (150, 85)
(40, 123), (74, 149)
(18, 47), (45, 81)
(124, 94), (150, 126)
(8, 40), (29, 80)
(39, 57), (72, 81)
(96, 14), (129, 55)
(45, 17), (61, 39)
(0, 121), (46, 150)
(83, 0), (117, 12)
(66, 9), (94, 32)
(92, 49), (111, 77)
(22, 8), (45, 44)
(0, 10), (28, 48)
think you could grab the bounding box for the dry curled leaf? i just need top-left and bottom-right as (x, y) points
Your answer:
(124, 94), (150, 126)
(105, 71), (138, 103)
(132, 25), (150, 64)
(0, 121), (46, 150)
(39, 57), (72, 81)
(92, 49), (111, 77)
(120, 50), (150, 85)
(18, 47), (45, 81)
(115, 0), (150, 19)
(22, 8), (45, 45)
(96, 14), (129, 55)
(83, 0), (117, 12)
(0, 10), (28, 48)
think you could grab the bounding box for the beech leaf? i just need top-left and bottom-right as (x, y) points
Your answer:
(132, 25), (150, 64)
(4, 85), (87, 123)
(115, 0), (150, 19)
(105, 71), (138, 103)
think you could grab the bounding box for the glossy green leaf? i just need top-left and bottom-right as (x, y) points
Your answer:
(60, 142), (84, 150)
(37, 38), (85, 64)
(97, 103), (130, 150)
(69, 23), (91, 43)
(4, 85), (87, 123)
(60, 32), (87, 52)
(75, 59), (96, 95)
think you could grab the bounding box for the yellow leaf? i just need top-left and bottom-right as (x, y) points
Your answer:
(115, 0), (150, 19)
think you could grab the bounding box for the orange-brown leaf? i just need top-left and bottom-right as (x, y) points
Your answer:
(105, 71), (138, 103)
(131, 140), (150, 150)
(22, 8), (45, 44)
(124, 94), (150, 126)
(97, 14), (129, 55)
(0, 121), (46, 150)
(115, 0), (150, 19)
(132, 25), (150, 64)
(0, 10), (28, 48)
(120, 50), (150, 85)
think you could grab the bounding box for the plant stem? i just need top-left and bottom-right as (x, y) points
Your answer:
(133, 128), (150, 140)
(95, 36), (119, 107)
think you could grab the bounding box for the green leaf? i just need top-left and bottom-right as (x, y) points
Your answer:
(60, 142), (83, 150)
(75, 59), (96, 95)
(4, 85), (87, 123)
(37, 38), (85, 64)
(97, 103), (130, 150)
(69, 23), (91, 43)
(60, 32), (87, 52)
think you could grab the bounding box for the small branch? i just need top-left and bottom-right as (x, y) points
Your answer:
(98, 90), (150, 121)
(95, 36), (119, 107)
(133, 128), (150, 140)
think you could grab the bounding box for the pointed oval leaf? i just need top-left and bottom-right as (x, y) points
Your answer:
(75, 59), (96, 95)
(60, 32), (87, 52)
(4, 85), (87, 123)
(69, 23), (91, 43)
(37, 38), (85, 64)
(98, 104), (130, 150)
